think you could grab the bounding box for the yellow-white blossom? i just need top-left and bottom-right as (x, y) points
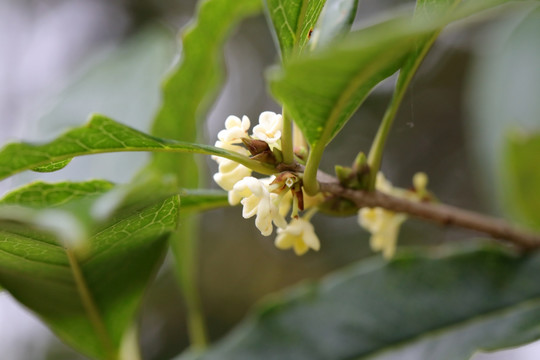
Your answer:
(212, 115), (253, 190)
(358, 172), (428, 259)
(275, 217), (320, 256)
(216, 115), (250, 145)
(358, 207), (406, 259)
(252, 111), (283, 148)
(213, 159), (253, 191)
(228, 176), (287, 236)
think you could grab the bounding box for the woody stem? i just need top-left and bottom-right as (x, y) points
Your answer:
(319, 180), (540, 250)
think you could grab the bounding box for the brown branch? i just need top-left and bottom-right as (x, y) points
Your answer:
(319, 181), (540, 250)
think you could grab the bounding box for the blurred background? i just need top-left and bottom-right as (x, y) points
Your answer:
(0, 0), (539, 359)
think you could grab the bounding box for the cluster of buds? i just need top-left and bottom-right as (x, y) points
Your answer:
(358, 172), (430, 259)
(212, 112), (322, 255)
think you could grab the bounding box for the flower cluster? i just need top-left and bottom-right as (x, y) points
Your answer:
(358, 172), (429, 259)
(213, 112), (321, 255)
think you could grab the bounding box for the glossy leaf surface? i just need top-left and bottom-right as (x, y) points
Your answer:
(265, 0), (327, 62)
(0, 181), (180, 359)
(311, 0), (358, 48)
(191, 244), (540, 360)
(0, 115), (274, 182)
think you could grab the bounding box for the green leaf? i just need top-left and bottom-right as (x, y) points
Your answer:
(32, 158), (73, 173)
(264, 0), (327, 62)
(32, 26), (176, 183)
(38, 26), (175, 132)
(0, 182), (180, 360)
(0, 115), (275, 182)
(310, 0), (358, 49)
(146, 0), (262, 348)
(466, 3), (540, 214)
(179, 189), (229, 212)
(504, 132), (540, 231)
(189, 244), (540, 360)
(397, 0), (463, 101)
(0, 180), (114, 207)
(269, 16), (426, 149)
(148, 0), (262, 181)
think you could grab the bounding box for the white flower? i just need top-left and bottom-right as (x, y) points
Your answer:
(213, 159), (252, 191)
(275, 217), (320, 256)
(358, 207), (406, 259)
(217, 115), (250, 145)
(358, 172), (428, 259)
(228, 176), (287, 236)
(212, 115), (253, 189)
(278, 189), (292, 218)
(252, 111), (283, 148)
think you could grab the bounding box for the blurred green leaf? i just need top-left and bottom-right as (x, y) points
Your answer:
(32, 159), (73, 173)
(189, 244), (540, 360)
(25, 26), (176, 185)
(467, 4), (540, 213)
(148, 0), (262, 180)
(0, 182), (180, 360)
(396, 0), (462, 118)
(180, 189), (229, 212)
(264, 0), (326, 62)
(504, 132), (540, 231)
(146, 0), (262, 348)
(0, 180), (113, 207)
(38, 26), (175, 134)
(0, 115), (274, 182)
(310, 0), (358, 49)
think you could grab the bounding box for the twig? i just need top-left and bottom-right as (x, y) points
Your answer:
(319, 181), (540, 250)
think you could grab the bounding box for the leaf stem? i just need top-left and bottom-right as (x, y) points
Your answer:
(170, 215), (208, 349)
(366, 40), (436, 189)
(366, 82), (407, 190)
(66, 249), (116, 360)
(281, 108), (294, 164)
(302, 143), (323, 195)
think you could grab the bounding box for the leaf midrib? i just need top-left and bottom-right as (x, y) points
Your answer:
(292, 0), (311, 56)
(66, 248), (116, 360)
(85, 199), (172, 261)
(0, 123), (275, 182)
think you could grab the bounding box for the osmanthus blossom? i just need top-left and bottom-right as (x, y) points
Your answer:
(216, 115), (251, 146)
(228, 176), (288, 236)
(213, 158), (252, 191)
(358, 172), (429, 259)
(359, 207), (406, 259)
(275, 215), (320, 256)
(212, 115), (253, 191)
(211, 111), (323, 256)
(252, 111), (283, 149)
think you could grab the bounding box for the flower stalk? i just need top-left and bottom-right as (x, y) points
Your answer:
(281, 108), (294, 165)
